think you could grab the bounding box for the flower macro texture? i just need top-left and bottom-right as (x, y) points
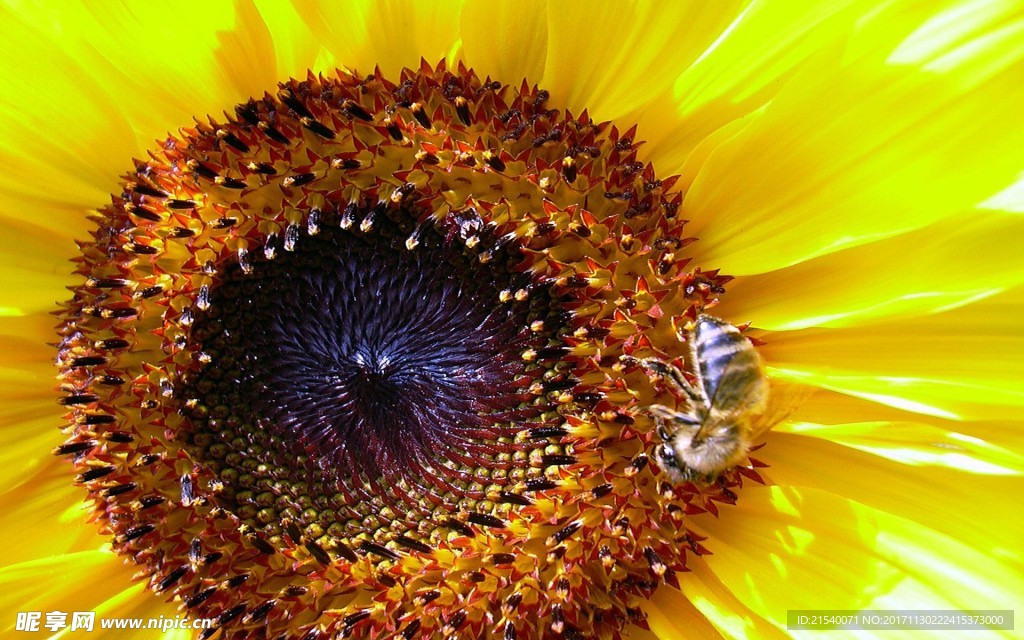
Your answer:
(1, 1), (1023, 639)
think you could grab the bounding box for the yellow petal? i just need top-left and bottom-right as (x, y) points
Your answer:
(782, 388), (1024, 457)
(293, 0), (464, 77)
(777, 420), (1024, 475)
(251, 0), (331, 79)
(764, 432), (1023, 570)
(981, 171), (1024, 212)
(0, 219), (81, 315)
(460, 0), (549, 84)
(540, 0), (746, 120)
(694, 485), (1023, 630)
(716, 210), (1024, 330)
(649, 557), (787, 639)
(0, 7), (138, 233)
(762, 286), (1024, 420)
(2, 1), (280, 131)
(0, 1), (300, 268)
(0, 551), (177, 637)
(682, 7), (1024, 275)
(643, 580), (725, 640)
(885, 0), (1024, 68)
(0, 462), (104, 566)
(638, 0), (876, 172)
(0, 414), (65, 499)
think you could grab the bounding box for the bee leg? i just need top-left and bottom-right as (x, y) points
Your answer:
(647, 404), (700, 426)
(716, 475), (738, 500)
(677, 466), (703, 483)
(641, 358), (704, 407)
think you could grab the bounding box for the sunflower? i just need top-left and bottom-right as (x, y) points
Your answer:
(1, 0), (1023, 639)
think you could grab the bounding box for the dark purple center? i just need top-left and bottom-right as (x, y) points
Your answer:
(183, 207), (558, 482)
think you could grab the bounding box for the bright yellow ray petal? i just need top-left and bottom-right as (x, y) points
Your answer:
(0, 414), (64, 497)
(2, 2), (1020, 639)
(0, 218), (82, 315)
(0, 462), (105, 566)
(777, 420), (1024, 475)
(762, 286), (1024, 421)
(0, 327), (59, 405)
(2, 1), (281, 134)
(0, 550), (177, 637)
(682, 6), (1024, 275)
(643, 581), (725, 640)
(0, 1), (304, 277)
(696, 485), (896, 616)
(694, 485), (1023, 635)
(763, 432), (1023, 571)
(637, 0), (874, 173)
(293, 0), (464, 77)
(540, 0), (747, 120)
(251, 0), (331, 80)
(0, 10), (138, 235)
(716, 210), (1024, 331)
(980, 171), (1024, 212)
(886, 0), (1024, 68)
(287, 0), (372, 73)
(460, 0), (549, 84)
(787, 388), (1024, 456)
(650, 557), (788, 639)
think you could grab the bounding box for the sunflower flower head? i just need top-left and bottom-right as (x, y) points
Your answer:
(4, 1), (1023, 639)
(53, 60), (751, 638)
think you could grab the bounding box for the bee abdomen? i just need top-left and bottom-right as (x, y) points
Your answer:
(693, 315), (763, 405)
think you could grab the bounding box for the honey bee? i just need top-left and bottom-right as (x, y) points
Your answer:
(641, 314), (769, 483)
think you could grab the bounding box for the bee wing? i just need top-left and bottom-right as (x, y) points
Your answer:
(747, 379), (818, 440)
(703, 344), (769, 417)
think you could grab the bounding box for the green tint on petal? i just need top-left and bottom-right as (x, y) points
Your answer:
(765, 432), (1024, 571)
(683, 14), (1024, 275)
(650, 561), (787, 639)
(637, 0), (869, 173)
(778, 421), (1024, 475)
(762, 287), (1024, 421)
(696, 486), (1023, 633)
(716, 210), (1024, 330)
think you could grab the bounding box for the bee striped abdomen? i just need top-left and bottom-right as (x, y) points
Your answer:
(693, 315), (766, 413)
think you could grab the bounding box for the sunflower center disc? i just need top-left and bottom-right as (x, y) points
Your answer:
(183, 206), (557, 485)
(54, 62), (736, 639)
